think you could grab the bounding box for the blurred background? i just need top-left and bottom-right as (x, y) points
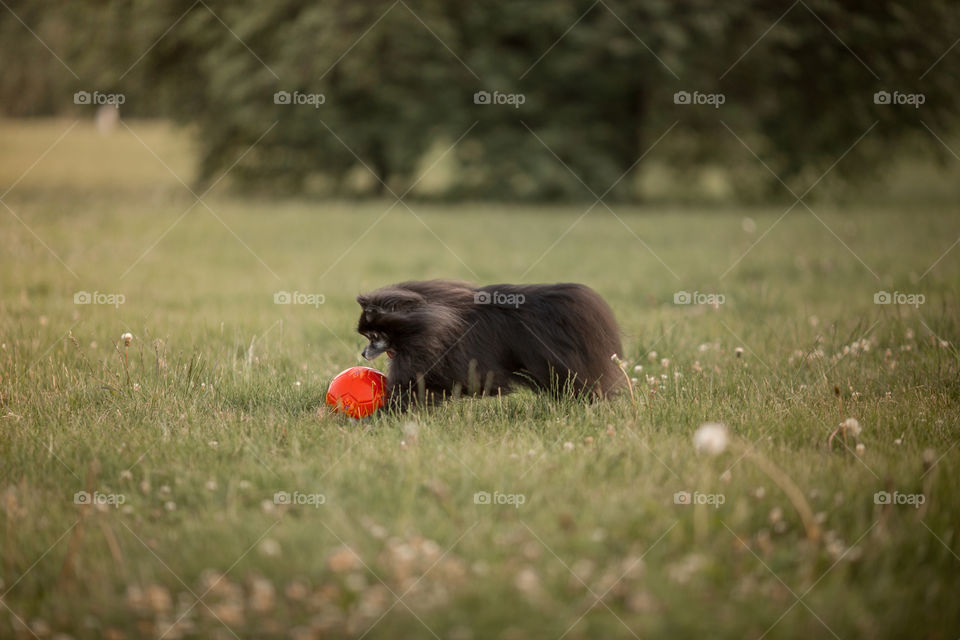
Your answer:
(3, 0), (960, 204)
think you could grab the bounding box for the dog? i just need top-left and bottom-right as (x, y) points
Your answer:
(355, 280), (623, 409)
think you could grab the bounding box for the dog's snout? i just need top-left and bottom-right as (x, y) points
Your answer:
(362, 340), (385, 360)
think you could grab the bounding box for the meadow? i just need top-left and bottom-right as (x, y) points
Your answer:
(1, 119), (959, 639)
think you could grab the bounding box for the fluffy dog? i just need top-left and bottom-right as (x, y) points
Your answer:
(355, 280), (623, 408)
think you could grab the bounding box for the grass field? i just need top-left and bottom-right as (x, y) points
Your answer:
(2, 119), (959, 639)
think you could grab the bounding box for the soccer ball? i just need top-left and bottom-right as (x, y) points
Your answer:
(326, 366), (388, 418)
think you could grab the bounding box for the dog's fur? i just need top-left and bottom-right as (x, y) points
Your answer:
(356, 280), (623, 408)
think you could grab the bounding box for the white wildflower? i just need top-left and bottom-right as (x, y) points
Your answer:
(841, 418), (861, 437)
(259, 538), (281, 557)
(693, 422), (729, 455)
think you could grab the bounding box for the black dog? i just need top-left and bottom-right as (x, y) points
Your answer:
(356, 280), (623, 408)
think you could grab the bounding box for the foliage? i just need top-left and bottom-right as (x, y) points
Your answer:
(2, 0), (959, 198)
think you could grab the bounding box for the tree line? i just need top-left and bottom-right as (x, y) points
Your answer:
(3, 0), (958, 200)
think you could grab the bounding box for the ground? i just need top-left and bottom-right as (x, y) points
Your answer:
(1, 119), (959, 639)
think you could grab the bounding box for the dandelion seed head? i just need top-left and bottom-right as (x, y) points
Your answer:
(841, 418), (861, 437)
(693, 422), (729, 455)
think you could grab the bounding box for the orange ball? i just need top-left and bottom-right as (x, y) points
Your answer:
(326, 366), (388, 418)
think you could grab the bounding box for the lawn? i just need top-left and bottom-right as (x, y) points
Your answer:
(1, 118), (959, 639)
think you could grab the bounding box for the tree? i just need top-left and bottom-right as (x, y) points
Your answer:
(3, 0), (958, 200)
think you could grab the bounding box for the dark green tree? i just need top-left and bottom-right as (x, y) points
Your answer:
(2, 0), (958, 200)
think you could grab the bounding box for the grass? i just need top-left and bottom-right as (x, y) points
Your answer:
(1, 118), (959, 639)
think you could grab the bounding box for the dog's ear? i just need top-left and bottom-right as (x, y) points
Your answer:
(359, 289), (425, 314)
(356, 295), (379, 325)
(378, 290), (425, 313)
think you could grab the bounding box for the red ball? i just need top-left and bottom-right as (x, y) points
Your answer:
(326, 366), (388, 418)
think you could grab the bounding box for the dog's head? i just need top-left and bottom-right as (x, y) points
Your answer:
(355, 288), (426, 360)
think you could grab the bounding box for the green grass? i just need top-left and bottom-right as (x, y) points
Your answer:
(1, 118), (959, 639)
